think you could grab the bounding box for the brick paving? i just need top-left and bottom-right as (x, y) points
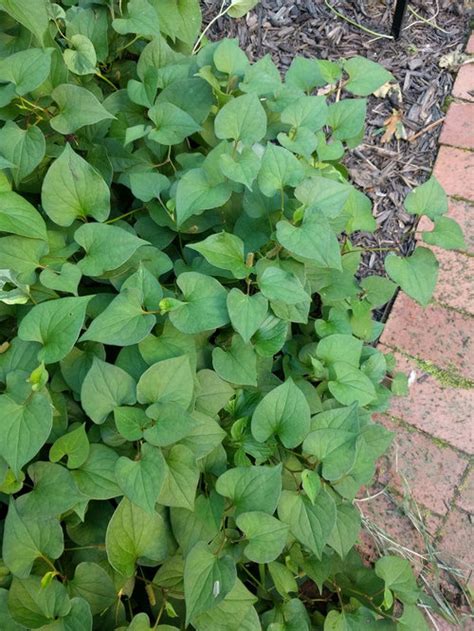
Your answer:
(363, 33), (474, 629)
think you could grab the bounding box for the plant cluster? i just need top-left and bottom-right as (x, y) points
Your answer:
(0, 0), (465, 629)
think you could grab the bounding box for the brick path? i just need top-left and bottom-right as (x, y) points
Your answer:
(361, 35), (474, 628)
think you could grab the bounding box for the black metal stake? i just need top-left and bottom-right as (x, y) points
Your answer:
(392, 0), (409, 39)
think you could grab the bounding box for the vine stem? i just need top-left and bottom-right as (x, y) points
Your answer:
(323, 0), (393, 40)
(406, 5), (449, 35)
(105, 206), (145, 224)
(95, 70), (118, 91)
(192, 0), (229, 54)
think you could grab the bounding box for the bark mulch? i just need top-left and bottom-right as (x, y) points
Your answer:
(203, 0), (470, 282)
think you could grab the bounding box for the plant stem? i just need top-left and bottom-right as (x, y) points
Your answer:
(95, 70), (118, 91)
(193, 0), (228, 54)
(105, 207), (145, 224)
(324, 0), (393, 39)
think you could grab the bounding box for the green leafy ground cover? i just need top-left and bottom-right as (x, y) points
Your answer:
(0, 0), (465, 629)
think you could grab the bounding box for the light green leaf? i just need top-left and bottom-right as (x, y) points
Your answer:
(385, 247), (439, 306)
(63, 34), (97, 75)
(0, 0), (49, 45)
(0, 48), (52, 95)
(184, 542), (237, 624)
(137, 355), (194, 406)
(327, 503), (361, 558)
(328, 362), (377, 407)
(115, 443), (167, 513)
(295, 175), (351, 216)
(0, 191), (47, 240)
(216, 465), (282, 516)
(226, 289), (268, 344)
(227, 0), (259, 18)
(286, 56), (341, 92)
(158, 444), (199, 511)
(276, 213), (342, 269)
(151, 0), (202, 46)
(114, 406), (150, 441)
(106, 497), (168, 577)
(258, 144), (304, 197)
(301, 469), (321, 504)
(327, 99), (366, 141)
(195, 369), (234, 416)
(268, 561), (298, 598)
(68, 562), (116, 616)
(75, 223), (148, 276)
(258, 266), (309, 305)
(375, 556), (419, 607)
(212, 334), (257, 387)
(188, 232), (249, 279)
(112, 0), (160, 38)
(7, 576), (70, 629)
(422, 216), (466, 251)
(191, 579), (258, 631)
(49, 424), (90, 469)
(3, 500), (63, 578)
(220, 147), (260, 190)
(81, 357), (136, 424)
(215, 93), (267, 145)
(316, 334), (363, 367)
(39, 263), (82, 296)
(143, 402), (197, 447)
(175, 167), (232, 226)
(0, 123), (46, 186)
(278, 489), (336, 558)
(170, 493), (224, 555)
(50, 84), (115, 135)
(213, 38), (249, 76)
(236, 512), (289, 563)
(240, 54), (282, 96)
(72, 444), (121, 500)
(41, 144), (110, 226)
(281, 95), (328, 132)
(129, 172), (169, 202)
(51, 596), (92, 631)
(80, 288), (156, 347)
(404, 176), (447, 219)
(360, 276), (398, 308)
(166, 272), (229, 334)
(18, 296), (91, 364)
(253, 315), (288, 357)
(344, 56), (394, 96)
(148, 102), (200, 145)
(251, 378), (310, 448)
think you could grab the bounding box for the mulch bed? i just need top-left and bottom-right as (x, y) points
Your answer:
(202, 0), (469, 283)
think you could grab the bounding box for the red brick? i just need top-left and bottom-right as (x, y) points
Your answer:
(438, 508), (474, 584)
(456, 467), (474, 514)
(380, 294), (474, 380)
(439, 102), (474, 150)
(431, 247), (474, 315)
(434, 146), (474, 200)
(467, 33), (474, 55)
(417, 198), (474, 253)
(384, 353), (474, 454)
(452, 64), (474, 103)
(375, 414), (469, 515)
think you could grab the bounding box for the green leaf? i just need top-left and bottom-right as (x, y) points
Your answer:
(75, 223), (148, 276)
(72, 444), (121, 500)
(422, 216), (466, 250)
(81, 357), (136, 424)
(328, 362), (377, 407)
(170, 493), (224, 555)
(68, 562), (116, 616)
(112, 0), (160, 38)
(114, 406), (150, 441)
(50, 84), (115, 135)
(191, 579), (258, 631)
(215, 93), (267, 145)
(216, 465), (282, 516)
(258, 144), (304, 197)
(251, 378), (310, 448)
(188, 232), (249, 279)
(301, 469), (321, 504)
(240, 54), (282, 96)
(213, 38), (249, 76)
(0, 48), (52, 95)
(327, 99), (367, 141)
(360, 276), (398, 308)
(106, 497), (168, 577)
(0, 191), (47, 240)
(49, 424), (90, 469)
(258, 266), (309, 305)
(166, 272), (229, 334)
(227, 0), (259, 19)
(18, 296), (91, 364)
(253, 315), (288, 357)
(385, 247), (439, 306)
(236, 512), (289, 563)
(375, 556), (419, 607)
(0, 236), (47, 284)
(327, 503), (361, 558)
(295, 175), (351, 216)
(3, 500), (63, 578)
(7, 576), (70, 629)
(64, 34), (97, 75)
(404, 176), (448, 219)
(39, 263), (82, 296)
(52, 596), (92, 631)
(276, 213), (342, 269)
(115, 443), (167, 513)
(0, 123), (46, 187)
(195, 369), (234, 416)
(344, 56), (394, 96)
(277, 489), (336, 558)
(80, 288), (156, 347)
(143, 402), (197, 447)
(41, 144), (110, 226)
(129, 172), (169, 202)
(175, 168), (232, 226)
(184, 542), (237, 624)
(316, 334), (363, 367)
(148, 102), (200, 145)
(226, 289), (268, 344)
(220, 147), (260, 190)
(158, 444), (199, 510)
(268, 561), (298, 598)
(286, 56), (341, 91)
(281, 95), (328, 132)
(212, 334), (258, 386)
(137, 355), (194, 407)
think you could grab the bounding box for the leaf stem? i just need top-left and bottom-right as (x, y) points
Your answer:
(95, 70), (118, 91)
(193, 0), (229, 54)
(323, 0), (393, 39)
(105, 206), (145, 224)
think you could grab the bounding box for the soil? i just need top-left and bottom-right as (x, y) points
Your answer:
(202, 0), (470, 284)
